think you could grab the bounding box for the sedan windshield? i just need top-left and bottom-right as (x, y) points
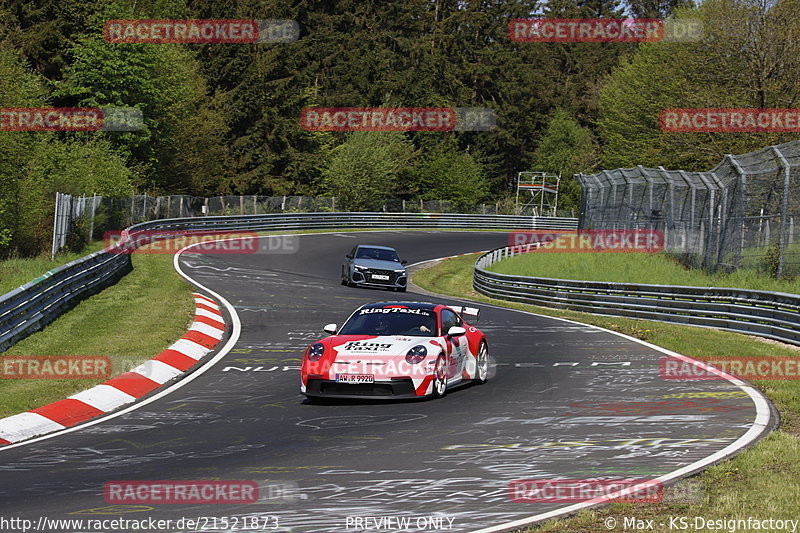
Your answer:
(339, 308), (436, 337)
(355, 247), (400, 262)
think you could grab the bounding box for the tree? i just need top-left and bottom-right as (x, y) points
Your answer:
(412, 138), (488, 211)
(598, 0), (800, 171)
(626, 0), (694, 18)
(320, 132), (415, 211)
(14, 138), (133, 255)
(0, 42), (49, 255)
(532, 109), (598, 210)
(0, 41), (133, 257)
(53, 0), (232, 194)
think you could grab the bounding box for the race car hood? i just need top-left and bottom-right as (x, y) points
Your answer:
(326, 335), (439, 378)
(330, 335), (434, 364)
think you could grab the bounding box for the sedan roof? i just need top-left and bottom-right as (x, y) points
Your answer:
(357, 244), (397, 251)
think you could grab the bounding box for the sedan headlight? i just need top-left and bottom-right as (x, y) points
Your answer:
(405, 344), (427, 364)
(307, 342), (325, 361)
(354, 265), (368, 271)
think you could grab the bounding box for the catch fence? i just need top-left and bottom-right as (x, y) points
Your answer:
(577, 140), (800, 277)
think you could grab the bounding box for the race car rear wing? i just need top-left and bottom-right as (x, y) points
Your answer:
(451, 306), (480, 321)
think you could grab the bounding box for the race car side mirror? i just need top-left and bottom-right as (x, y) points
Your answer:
(401, 259), (408, 265)
(447, 326), (466, 337)
(323, 323), (337, 334)
(345, 254), (353, 259)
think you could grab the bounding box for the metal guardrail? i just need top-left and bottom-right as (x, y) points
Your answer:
(0, 212), (578, 352)
(474, 243), (800, 347)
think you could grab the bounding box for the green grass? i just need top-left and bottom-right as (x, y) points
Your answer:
(489, 251), (800, 293)
(413, 254), (800, 532)
(0, 247), (195, 418)
(0, 241), (107, 295)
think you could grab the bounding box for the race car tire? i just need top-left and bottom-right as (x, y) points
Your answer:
(432, 354), (447, 398)
(474, 341), (489, 384)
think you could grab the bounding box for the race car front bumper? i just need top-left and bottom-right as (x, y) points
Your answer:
(304, 378), (421, 399)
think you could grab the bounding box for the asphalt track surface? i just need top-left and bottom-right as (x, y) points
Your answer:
(0, 231), (774, 533)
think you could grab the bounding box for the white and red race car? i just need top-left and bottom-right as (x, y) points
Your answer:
(300, 302), (489, 400)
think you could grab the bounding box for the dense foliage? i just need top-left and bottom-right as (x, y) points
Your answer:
(0, 0), (798, 257)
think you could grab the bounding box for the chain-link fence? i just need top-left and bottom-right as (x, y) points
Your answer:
(52, 194), (568, 257)
(577, 140), (800, 277)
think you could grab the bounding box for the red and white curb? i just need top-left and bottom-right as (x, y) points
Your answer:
(0, 293), (225, 446)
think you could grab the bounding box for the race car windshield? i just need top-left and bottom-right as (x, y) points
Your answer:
(355, 247), (401, 262)
(339, 310), (436, 336)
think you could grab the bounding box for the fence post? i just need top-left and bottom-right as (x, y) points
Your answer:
(724, 155), (747, 269)
(771, 146), (792, 277)
(88, 193), (97, 241)
(51, 192), (60, 259)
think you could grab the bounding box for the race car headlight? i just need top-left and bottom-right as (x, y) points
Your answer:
(354, 265), (368, 271)
(307, 342), (325, 361)
(405, 345), (427, 364)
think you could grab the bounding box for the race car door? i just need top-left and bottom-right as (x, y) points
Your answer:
(440, 308), (468, 383)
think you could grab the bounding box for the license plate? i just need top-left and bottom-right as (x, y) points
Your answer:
(371, 274), (390, 280)
(336, 373), (374, 384)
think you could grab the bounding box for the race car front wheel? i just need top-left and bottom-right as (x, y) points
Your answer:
(474, 341), (489, 384)
(432, 354), (447, 398)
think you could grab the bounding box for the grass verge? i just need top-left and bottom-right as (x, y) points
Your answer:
(490, 251), (799, 293)
(0, 241), (107, 295)
(0, 249), (195, 418)
(413, 254), (800, 533)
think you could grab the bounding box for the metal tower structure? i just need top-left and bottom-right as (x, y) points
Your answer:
(515, 171), (560, 216)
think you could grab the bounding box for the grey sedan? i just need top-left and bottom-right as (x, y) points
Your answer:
(341, 245), (408, 291)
